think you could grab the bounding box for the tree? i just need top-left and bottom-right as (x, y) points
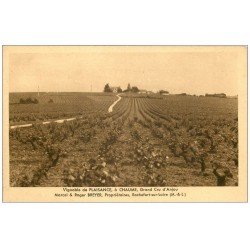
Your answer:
(104, 83), (111, 92)
(127, 83), (131, 91)
(117, 87), (122, 93)
(131, 86), (139, 93)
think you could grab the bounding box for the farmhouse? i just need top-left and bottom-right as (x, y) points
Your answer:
(146, 91), (154, 94)
(110, 86), (120, 93)
(138, 89), (155, 94)
(159, 90), (169, 95)
(139, 89), (147, 94)
(227, 95), (238, 99)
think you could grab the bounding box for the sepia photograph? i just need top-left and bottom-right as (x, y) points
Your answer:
(2, 45), (247, 202)
(1, 1), (250, 250)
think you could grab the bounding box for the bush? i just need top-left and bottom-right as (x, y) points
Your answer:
(19, 97), (39, 104)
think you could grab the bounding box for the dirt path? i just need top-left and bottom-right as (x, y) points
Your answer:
(10, 117), (79, 129)
(10, 94), (122, 129)
(108, 94), (121, 113)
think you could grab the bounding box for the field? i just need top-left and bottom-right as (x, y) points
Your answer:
(9, 92), (238, 187)
(9, 92), (116, 125)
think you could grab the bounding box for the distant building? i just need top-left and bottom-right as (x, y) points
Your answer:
(110, 86), (120, 93)
(159, 90), (169, 95)
(227, 95), (238, 99)
(139, 89), (147, 94)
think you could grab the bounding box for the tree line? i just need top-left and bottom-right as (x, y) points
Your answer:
(104, 83), (139, 93)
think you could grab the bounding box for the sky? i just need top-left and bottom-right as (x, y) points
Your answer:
(8, 46), (245, 95)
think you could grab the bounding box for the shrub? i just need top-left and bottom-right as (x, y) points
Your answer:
(19, 97), (39, 104)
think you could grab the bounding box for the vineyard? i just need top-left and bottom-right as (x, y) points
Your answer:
(9, 92), (116, 125)
(9, 93), (238, 187)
